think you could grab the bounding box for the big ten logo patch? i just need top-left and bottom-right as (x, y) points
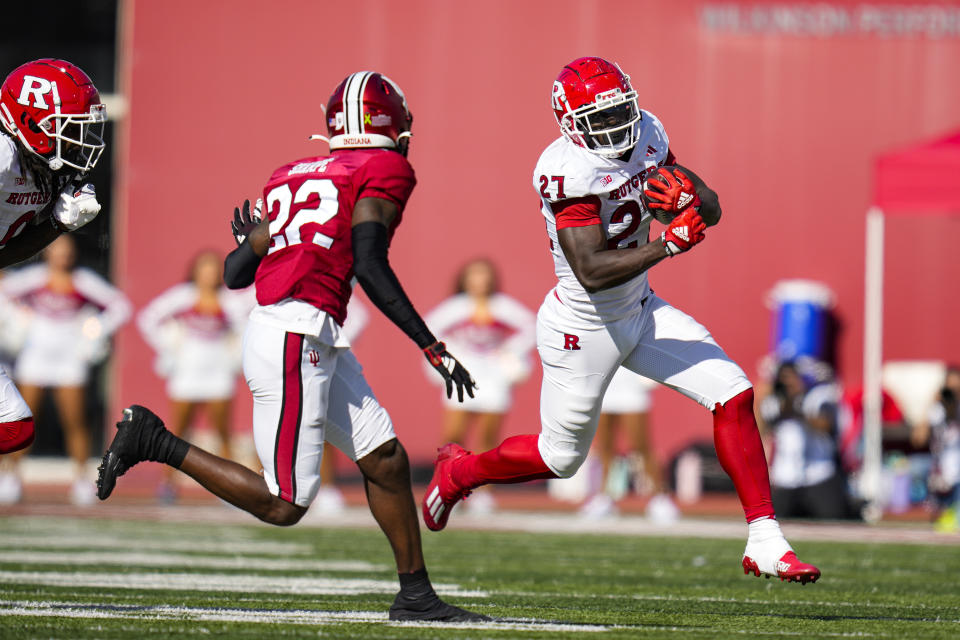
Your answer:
(563, 334), (581, 351)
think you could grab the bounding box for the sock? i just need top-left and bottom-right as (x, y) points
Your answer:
(452, 434), (556, 491)
(396, 568), (438, 601)
(0, 418), (34, 454)
(712, 388), (775, 522)
(126, 406), (189, 468)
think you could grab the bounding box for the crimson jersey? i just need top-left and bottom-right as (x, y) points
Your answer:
(254, 149), (416, 326)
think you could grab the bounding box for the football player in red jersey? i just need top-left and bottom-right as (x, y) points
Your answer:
(0, 59), (107, 456)
(421, 57), (820, 584)
(96, 72), (487, 622)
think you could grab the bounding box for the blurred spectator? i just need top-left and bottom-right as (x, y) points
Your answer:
(759, 361), (857, 519)
(313, 295), (370, 515)
(0, 235), (130, 505)
(911, 366), (960, 532)
(424, 258), (535, 514)
(580, 368), (677, 523)
(137, 250), (252, 503)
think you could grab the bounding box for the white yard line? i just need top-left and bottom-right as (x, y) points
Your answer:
(0, 534), (311, 556)
(0, 550), (383, 573)
(0, 600), (608, 633)
(0, 570), (486, 598)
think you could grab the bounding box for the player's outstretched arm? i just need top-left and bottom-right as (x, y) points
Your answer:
(0, 220), (61, 269)
(674, 164), (721, 227)
(558, 223), (673, 293)
(352, 197), (475, 402)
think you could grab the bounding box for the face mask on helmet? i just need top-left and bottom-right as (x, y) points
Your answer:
(36, 103), (106, 172)
(566, 91), (641, 157)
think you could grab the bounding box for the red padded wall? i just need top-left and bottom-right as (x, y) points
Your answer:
(114, 0), (960, 466)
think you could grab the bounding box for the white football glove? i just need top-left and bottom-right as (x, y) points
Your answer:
(53, 183), (101, 231)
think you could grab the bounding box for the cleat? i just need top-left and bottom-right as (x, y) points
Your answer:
(742, 550), (820, 584)
(96, 405), (169, 500)
(389, 591), (491, 622)
(421, 443), (473, 532)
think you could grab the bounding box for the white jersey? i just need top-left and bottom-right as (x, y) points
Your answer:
(424, 293), (536, 412)
(138, 283), (254, 400)
(533, 109), (670, 320)
(0, 136), (53, 249)
(1, 263), (131, 386)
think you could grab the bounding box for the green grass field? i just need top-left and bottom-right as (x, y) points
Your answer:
(1, 513), (958, 639)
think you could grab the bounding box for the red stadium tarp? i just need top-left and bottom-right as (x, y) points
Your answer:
(873, 131), (960, 214)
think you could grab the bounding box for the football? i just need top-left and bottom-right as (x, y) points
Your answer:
(641, 165), (693, 225)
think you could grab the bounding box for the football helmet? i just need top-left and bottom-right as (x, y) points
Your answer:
(552, 57), (642, 158)
(313, 71), (412, 152)
(0, 59), (106, 174)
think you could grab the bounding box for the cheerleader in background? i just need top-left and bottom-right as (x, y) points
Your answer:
(0, 235), (131, 505)
(137, 250), (253, 502)
(424, 258), (536, 514)
(580, 367), (677, 522)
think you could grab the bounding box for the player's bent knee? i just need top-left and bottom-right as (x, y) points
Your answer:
(262, 498), (307, 527)
(543, 449), (588, 479)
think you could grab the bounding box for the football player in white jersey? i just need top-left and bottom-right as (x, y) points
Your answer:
(0, 59), (106, 455)
(423, 56), (820, 584)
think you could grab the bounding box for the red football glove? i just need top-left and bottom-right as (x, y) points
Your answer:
(660, 208), (706, 256)
(643, 167), (700, 212)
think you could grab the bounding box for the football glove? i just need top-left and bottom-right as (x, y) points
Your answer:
(232, 198), (262, 245)
(52, 183), (101, 231)
(423, 341), (476, 402)
(643, 167), (699, 213)
(661, 208), (706, 256)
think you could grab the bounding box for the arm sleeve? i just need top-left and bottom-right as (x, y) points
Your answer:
(223, 241), (262, 289)
(351, 221), (435, 349)
(550, 195), (602, 230)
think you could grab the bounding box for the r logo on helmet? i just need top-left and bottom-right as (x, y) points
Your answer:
(551, 81), (568, 112)
(16, 75), (54, 109)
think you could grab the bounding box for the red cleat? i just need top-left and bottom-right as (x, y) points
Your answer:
(422, 443), (473, 531)
(743, 550), (820, 584)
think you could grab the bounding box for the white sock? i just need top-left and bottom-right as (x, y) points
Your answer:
(745, 518), (793, 573)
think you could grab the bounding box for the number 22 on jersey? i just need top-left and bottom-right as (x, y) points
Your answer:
(265, 179), (340, 255)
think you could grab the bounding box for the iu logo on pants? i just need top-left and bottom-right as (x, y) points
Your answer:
(307, 349), (321, 367)
(563, 333), (581, 350)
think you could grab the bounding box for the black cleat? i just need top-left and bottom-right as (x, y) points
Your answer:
(389, 591), (491, 622)
(96, 405), (175, 500)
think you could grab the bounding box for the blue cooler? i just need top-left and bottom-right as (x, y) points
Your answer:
(767, 280), (835, 362)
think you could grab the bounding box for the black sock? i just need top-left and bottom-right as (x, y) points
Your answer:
(397, 568), (435, 599)
(127, 406), (189, 468)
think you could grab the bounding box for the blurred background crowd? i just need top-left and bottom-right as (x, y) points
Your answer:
(1, 1), (959, 532)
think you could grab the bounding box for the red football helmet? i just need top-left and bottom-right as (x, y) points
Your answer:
(0, 59), (106, 174)
(313, 71), (412, 152)
(552, 57), (642, 158)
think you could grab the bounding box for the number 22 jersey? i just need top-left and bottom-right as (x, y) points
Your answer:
(253, 148), (416, 333)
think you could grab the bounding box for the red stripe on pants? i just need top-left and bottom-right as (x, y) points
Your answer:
(274, 333), (305, 503)
(0, 418), (34, 454)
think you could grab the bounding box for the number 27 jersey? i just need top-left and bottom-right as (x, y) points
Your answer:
(533, 109), (671, 321)
(254, 148), (416, 326)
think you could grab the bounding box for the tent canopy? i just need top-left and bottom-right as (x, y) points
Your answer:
(873, 131), (960, 214)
